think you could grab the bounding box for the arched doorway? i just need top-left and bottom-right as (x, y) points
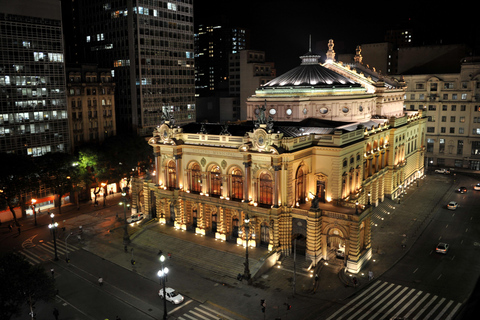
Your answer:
(232, 217), (239, 239)
(260, 221), (269, 248)
(327, 228), (346, 261)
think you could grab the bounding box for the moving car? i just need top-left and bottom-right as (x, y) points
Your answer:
(456, 187), (467, 194)
(126, 213), (145, 223)
(436, 242), (449, 254)
(434, 168), (450, 174)
(474, 183), (480, 191)
(159, 287), (184, 304)
(447, 201), (458, 210)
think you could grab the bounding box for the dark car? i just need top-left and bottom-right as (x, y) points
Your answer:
(456, 187), (467, 194)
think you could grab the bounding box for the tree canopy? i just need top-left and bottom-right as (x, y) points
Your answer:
(0, 252), (55, 319)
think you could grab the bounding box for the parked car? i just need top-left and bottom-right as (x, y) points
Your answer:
(127, 213), (145, 224)
(435, 168), (450, 174)
(456, 187), (467, 194)
(159, 287), (184, 304)
(436, 242), (449, 254)
(447, 201), (458, 210)
(336, 247), (345, 258)
(474, 183), (480, 191)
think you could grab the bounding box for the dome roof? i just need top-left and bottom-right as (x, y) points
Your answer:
(263, 52), (361, 88)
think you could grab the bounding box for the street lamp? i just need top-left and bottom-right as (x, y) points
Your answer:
(157, 255), (169, 320)
(119, 189), (131, 245)
(31, 198), (37, 226)
(355, 201), (359, 214)
(240, 215), (254, 282)
(48, 213), (59, 261)
(101, 183), (107, 207)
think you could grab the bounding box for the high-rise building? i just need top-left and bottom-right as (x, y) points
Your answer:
(195, 25), (249, 97)
(0, 0), (70, 156)
(71, 0), (195, 136)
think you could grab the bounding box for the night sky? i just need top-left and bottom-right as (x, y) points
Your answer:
(194, 1), (479, 75)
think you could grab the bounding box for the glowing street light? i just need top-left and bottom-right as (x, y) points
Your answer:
(48, 213), (59, 261)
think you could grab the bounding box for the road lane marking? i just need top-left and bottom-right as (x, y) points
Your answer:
(170, 299), (192, 313)
(367, 286), (409, 319)
(424, 297), (445, 319)
(413, 268), (418, 273)
(404, 293), (430, 318)
(446, 302), (462, 320)
(200, 305), (235, 320)
(353, 284), (399, 320)
(325, 281), (384, 320)
(413, 295), (438, 320)
(437, 274), (442, 280)
(435, 299), (453, 320)
(391, 290), (423, 319)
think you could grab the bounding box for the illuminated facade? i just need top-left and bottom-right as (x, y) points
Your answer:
(132, 42), (426, 274)
(0, 0), (70, 156)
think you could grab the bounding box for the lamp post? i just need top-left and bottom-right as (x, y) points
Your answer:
(101, 182), (107, 207)
(119, 189), (131, 245)
(48, 213), (59, 261)
(157, 255), (169, 320)
(31, 198), (37, 226)
(241, 215), (253, 282)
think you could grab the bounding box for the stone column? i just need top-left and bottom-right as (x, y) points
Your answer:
(273, 162), (281, 208)
(154, 148), (161, 185)
(306, 208), (322, 265)
(174, 153), (182, 190)
(243, 157), (251, 202)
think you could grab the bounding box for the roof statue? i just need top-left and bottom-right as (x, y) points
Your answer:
(161, 107), (175, 126)
(255, 100), (274, 131)
(220, 124), (231, 136)
(326, 39), (335, 61)
(354, 45), (363, 64)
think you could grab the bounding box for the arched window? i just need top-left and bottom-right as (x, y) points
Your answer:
(167, 161), (176, 190)
(231, 168), (243, 200)
(190, 163), (201, 193)
(259, 172), (273, 205)
(210, 165), (221, 196)
(296, 167), (305, 204)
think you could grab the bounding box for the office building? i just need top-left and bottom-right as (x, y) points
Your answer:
(66, 65), (116, 151)
(72, 0), (195, 136)
(0, 0), (70, 156)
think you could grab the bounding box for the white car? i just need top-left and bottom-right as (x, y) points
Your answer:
(126, 213), (145, 224)
(474, 183), (480, 191)
(159, 287), (184, 304)
(435, 168), (450, 174)
(447, 201), (458, 210)
(436, 242), (449, 254)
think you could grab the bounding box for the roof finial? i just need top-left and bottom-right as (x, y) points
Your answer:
(309, 34), (312, 53)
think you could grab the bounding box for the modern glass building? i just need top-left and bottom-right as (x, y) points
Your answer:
(0, 0), (70, 156)
(72, 0), (196, 136)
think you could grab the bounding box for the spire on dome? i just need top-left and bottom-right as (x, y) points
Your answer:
(300, 35), (321, 65)
(326, 39), (335, 61)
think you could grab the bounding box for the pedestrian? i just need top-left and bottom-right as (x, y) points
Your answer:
(352, 277), (358, 287)
(98, 277), (103, 286)
(8, 224), (12, 232)
(368, 270), (374, 281)
(124, 245), (128, 253)
(51, 268), (55, 278)
(17, 227), (21, 235)
(157, 249), (163, 256)
(168, 252), (171, 259)
(53, 307), (59, 320)
(315, 274), (319, 283)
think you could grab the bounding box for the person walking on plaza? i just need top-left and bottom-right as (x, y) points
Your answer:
(53, 307), (59, 320)
(98, 277), (103, 286)
(368, 270), (374, 281)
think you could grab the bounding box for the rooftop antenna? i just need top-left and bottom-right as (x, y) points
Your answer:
(309, 34), (312, 52)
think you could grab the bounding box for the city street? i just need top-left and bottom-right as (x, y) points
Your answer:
(2, 171), (480, 320)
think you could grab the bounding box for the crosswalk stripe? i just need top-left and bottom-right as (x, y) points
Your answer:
(327, 280), (461, 320)
(345, 283), (396, 320)
(355, 285), (402, 320)
(17, 240), (81, 265)
(326, 281), (384, 320)
(182, 314), (197, 320)
(194, 307), (219, 319)
(391, 289), (423, 318)
(404, 292), (430, 318)
(198, 305), (235, 320)
(189, 310), (213, 320)
(413, 295), (438, 320)
(367, 286), (410, 319)
(445, 302), (462, 320)
(423, 297), (445, 319)
(435, 300), (454, 320)
(18, 250), (42, 264)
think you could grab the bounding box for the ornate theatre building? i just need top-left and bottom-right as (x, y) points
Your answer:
(131, 41), (426, 274)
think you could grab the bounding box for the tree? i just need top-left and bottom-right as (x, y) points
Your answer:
(101, 134), (152, 189)
(0, 154), (40, 226)
(0, 252), (55, 319)
(77, 145), (109, 203)
(36, 153), (80, 215)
